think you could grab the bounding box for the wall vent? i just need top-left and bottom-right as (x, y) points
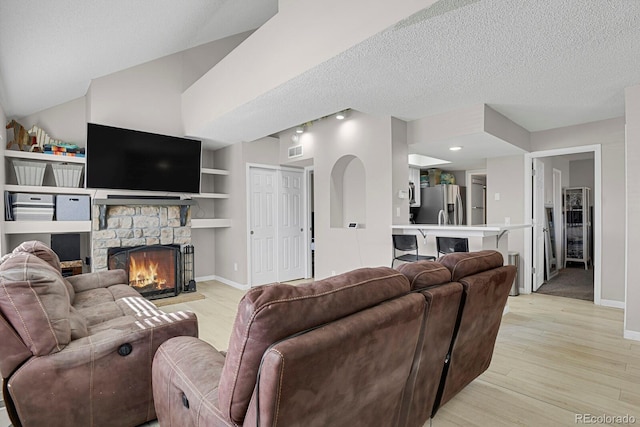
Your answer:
(288, 145), (303, 158)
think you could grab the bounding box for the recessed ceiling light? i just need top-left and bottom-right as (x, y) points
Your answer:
(295, 126), (304, 134)
(449, 146), (462, 151)
(335, 111), (346, 120)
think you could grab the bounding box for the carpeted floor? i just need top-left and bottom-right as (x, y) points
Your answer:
(536, 264), (594, 301)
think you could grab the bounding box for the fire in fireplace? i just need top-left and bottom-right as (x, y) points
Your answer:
(108, 244), (181, 299)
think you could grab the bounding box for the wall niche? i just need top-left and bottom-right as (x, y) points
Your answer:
(330, 155), (366, 228)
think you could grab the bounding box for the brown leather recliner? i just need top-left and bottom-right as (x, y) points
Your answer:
(0, 241), (199, 427)
(151, 250), (515, 427)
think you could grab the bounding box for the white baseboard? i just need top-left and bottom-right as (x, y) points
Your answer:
(195, 275), (216, 282)
(503, 304), (510, 315)
(212, 275), (250, 290)
(600, 299), (625, 309)
(624, 329), (640, 341)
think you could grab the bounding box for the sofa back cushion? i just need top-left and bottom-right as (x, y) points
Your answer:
(13, 240), (62, 272)
(0, 252), (71, 356)
(243, 293), (426, 427)
(396, 260), (451, 290)
(437, 250), (504, 281)
(219, 267), (411, 425)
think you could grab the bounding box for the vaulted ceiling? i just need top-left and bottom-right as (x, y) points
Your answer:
(1, 0), (639, 167)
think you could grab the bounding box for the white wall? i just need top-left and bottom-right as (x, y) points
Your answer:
(18, 97), (87, 144)
(486, 155), (525, 258)
(569, 159), (595, 195)
(391, 118), (410, 226)
(625, 85), (640, 337)
(311, 111), (394, 279)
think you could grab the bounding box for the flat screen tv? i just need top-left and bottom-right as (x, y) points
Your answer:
(86, 123), (201, 194)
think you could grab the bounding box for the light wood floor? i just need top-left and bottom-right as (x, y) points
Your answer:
(161, 282), (640, 426)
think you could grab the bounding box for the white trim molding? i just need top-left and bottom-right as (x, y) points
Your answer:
(624, 329), (640, 342)
(600, 299), (625, 309)
(211, 275), (250, 290)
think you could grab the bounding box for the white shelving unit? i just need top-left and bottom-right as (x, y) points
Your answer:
(4, 151), (90, 237)
(3, 220), (91, 234)
(5, 150), (85, 164)
(191, 218), (232, 229)
(563, 186), (591, 269)
(192, 150), (230, 229)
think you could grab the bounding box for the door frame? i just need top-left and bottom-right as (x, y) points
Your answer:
(246, 163), (308, 287)
(305, 166), (314, 279)
(523, 145), (601, 304)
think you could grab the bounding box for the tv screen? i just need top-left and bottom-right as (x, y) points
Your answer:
(86, 123), (201, 194)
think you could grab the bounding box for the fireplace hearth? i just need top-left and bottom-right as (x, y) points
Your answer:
(108, 244), (181, 299)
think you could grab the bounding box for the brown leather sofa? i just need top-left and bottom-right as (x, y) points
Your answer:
(152, 250), (515, 427)
(0, 241), (199, 427)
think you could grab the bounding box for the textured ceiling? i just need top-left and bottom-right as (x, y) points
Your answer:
(198, 0), (640, 145)
(1, 0), (640, 169)
(0, 0), (277, 117)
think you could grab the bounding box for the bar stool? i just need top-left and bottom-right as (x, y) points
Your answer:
(392, 234), (436, 268)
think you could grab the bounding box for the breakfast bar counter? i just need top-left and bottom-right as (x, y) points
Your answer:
(392, 224), (532, 263)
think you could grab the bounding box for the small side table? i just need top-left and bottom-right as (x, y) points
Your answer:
(60, 260), (83, 277)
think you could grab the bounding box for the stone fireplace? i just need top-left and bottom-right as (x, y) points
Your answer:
(91, 202), (192, 297)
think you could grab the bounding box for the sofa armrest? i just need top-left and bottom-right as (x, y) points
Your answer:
(6, 311), (198, 427)
(153, 336), (230, 427)
(66, 269), (128, 293)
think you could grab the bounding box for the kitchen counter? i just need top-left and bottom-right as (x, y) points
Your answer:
(392, 223), (532, 264)
(392, 223), (531, 242)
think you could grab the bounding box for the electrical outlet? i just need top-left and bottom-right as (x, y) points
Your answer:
(331, 270), (336, 276)
(494, 193), (500, 201)
(233, 262), (238, 271)
(396, 207), (401, 217)
(504, 217), (511, 225)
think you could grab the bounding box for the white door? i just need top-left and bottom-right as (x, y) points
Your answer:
(278, 170), (305, 282)
(532, 159), (545, 291)
(250, 168), (277, 286)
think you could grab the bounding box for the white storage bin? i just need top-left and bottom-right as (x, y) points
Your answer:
(51, 163), (84, 188)
(11, 193), (55, 221)
(56, 195), (90, 220)
(12, 160), (46, 186)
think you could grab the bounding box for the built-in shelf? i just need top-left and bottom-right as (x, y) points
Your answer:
(5, 150), (85, 164)
(5, 184), (92, 195)
(3, 220), (91, 234)
(193, 193), (229, 199)
(191, 218), (232, 229)
(201, 167), (229, 176)
(93, 198), (196, 206)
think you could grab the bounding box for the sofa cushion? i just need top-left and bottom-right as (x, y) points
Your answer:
(68, 306), (88, 339)
(0, 252), (71, 356)
(13, 240), (62, 272)
(219, 266), (411, 425)
(396, 260), (452, 290)
(438, 250), (504, 282)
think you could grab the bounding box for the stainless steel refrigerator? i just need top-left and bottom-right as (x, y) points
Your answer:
(415, 184), (466, 225)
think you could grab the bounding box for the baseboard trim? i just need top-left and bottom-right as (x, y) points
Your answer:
(600, 299), (625, 309)
(624, 329), (640, 342)
(213, 275), (250, 291)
